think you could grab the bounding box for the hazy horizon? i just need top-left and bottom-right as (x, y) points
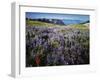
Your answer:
(26, 12), (89, 22)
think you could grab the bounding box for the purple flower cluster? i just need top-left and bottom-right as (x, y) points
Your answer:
(26, 26), (89, 67)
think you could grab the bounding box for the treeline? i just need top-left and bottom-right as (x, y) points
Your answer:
(26, 18), (65, 25)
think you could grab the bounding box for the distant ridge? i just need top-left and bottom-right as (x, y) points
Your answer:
(26, 18), (90, 25)
(80, 20), (90, 24)
(26, 18), (65, 25)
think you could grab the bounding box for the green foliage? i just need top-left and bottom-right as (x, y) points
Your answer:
(34, 45), (44, 54)
(71, 24), (89, 30)
(50, 40), (60, 48)
(26, 20), (61, 27)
